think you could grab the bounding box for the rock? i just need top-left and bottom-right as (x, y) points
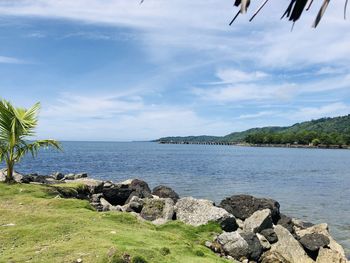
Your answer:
(219, 195), (280, 222)
(295, 223), (347, 259)
(124, 196), (144, 213)
(70, 178), (104, 194)
(0, 169), (25, 183)
(175, 197), (238, 231)
(257, 233), (271, 251)
(260, 250), (290, 263)
(152, 185), (180, 203)
(103, 179), (151, 206)
(74, 173), (88, 179)
(205, 241), (213, 248)
(299, 233), (330, 252)
(277, 214), (295, 234)
(260, 228), (278, 244)
(316, 247), (348, 263)
(52, 172), (64, 180)
(266, 225), (314, 263)
(140, 198), (174, 225)
(216, 232), (250, 261)
(240, 232), (263, 261)
(102, 185), (133, 206)
(236, 219), (244, 229)
(100, 198), (113, 211)
(63, 173), (76, 180)
(123, 178), (152, 199)
(292, 218), (315, 230)
(243, 209), (273, 233)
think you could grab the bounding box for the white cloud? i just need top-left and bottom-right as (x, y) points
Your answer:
(214, 69), (268, 84)
(38, 92), (233, 140)
(0, 55), (25, 64)
(290, 103), (350, 121)
(193, 82), (296, 103)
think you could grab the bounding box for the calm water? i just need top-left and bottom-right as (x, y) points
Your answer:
(11, 142), (350, 257)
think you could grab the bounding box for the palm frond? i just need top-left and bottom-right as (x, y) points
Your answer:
(14, 139), (62, 162)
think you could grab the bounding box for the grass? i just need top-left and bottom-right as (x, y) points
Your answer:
(0, 183), (230, 263)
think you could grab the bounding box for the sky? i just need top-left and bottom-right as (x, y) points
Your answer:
(0, 0), (350, 141)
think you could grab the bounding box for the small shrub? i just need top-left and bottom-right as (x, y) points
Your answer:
(131, 256), (148, 263)
(160, 247), (171, 256)
(194, 250), (205, 257)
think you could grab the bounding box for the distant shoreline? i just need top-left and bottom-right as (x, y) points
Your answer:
(157, 141), (350, 150)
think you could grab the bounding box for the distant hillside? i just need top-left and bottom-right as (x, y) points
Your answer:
(156, 114), (350, 146)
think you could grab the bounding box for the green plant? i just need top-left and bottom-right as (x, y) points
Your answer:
(131, 256), (148, 263)
(160, 247), (170, 256)
(0, 99), (61, 183)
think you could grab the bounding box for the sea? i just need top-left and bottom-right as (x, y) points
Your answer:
(12, 141), (350, 257)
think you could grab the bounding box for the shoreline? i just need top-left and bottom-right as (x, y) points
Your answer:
(158, 141), (350, 150)
(1, 169), (349, 262)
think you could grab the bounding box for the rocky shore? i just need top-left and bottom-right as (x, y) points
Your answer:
(1, 169), (348, 263)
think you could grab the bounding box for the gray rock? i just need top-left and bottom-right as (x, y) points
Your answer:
(100, 198), (113, 211)
(256, 233), (271, 251)
(103, 179), (151, 206)
(240, 232), (263, 261)
(277, 214), (295, 234)
(243, 209), (273, 233)
(74, 173), (88, 179)
(63, 173), (76, 180)
(295, 223), (347, 259)
(316, 247), (348, 263)
(260, 250), (290, 263)
(219, 195), (280, 222)
(0, 168), (25, 183)
(152, 185), (180, 203)
(260, 228), (278, 244)
(124, 196), (144, 213)
(175, 197), (238, 231)
(140, 198), (174, 225)
(91, 193), (103, 203)
(52, 172), (64, 180)
(216, 232), (250, 261)
(70, 178), (104, 194)
(292, 218), (315, 230)
(299, 233), (330, 252)
(267, 225), (314, 263)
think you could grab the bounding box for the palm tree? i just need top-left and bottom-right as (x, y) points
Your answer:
(0, 99), (62, 183)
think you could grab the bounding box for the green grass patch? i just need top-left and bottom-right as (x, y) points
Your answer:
(0, 183), (229, 263)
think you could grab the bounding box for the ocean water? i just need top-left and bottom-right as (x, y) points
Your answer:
(12, 141), (350, 257)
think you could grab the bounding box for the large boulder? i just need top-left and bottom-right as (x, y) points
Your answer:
(102, 179), (151, 206)
(216, 232), (250, 261)
(295, 223), (347, 260)
(219, 195), (280, 222)
(152, 185), (180, 203)
(243, 209), (273, 233)
(299, 233), (330, 252)
(175, 197), (238, 231)
(102, 185), (133, 206)
(261, 225), (314, 263)
(140, 198), (174, 225)
(316, 247), (348, 263)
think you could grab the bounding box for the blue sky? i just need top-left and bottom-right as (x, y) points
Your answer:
(0, 0), (350, 141)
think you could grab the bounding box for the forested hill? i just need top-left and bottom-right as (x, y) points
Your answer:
(156, 114), (350, 146)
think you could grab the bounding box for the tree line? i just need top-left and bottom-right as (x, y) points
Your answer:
(244, 131), (350, 146)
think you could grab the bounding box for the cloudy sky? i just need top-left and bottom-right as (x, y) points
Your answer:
(0, 0), (350, 141)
